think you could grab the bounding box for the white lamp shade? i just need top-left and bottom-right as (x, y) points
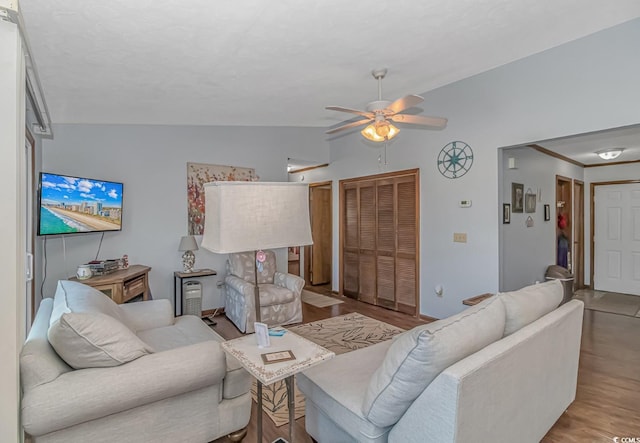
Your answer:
(178, 235), (198, 251)
(201, 182), (313, 253)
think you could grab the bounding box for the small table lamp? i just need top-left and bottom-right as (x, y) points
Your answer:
(178, 235), (198, 273)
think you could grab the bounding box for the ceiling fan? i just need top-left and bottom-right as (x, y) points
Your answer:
(326, 68), (447, 142)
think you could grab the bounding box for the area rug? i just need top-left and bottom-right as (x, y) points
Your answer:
(574, 290), (640, 317)
(251, 313), (405, 426)
(301, 289), (344, 308)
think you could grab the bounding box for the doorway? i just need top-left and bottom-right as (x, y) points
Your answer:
(556, 175), (573, 271)
(305, 181), (332, 287)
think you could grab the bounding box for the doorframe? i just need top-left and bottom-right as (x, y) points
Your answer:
(26, 128), (36, 324)
(573, 179), (584, 289)
(305, 181), (333, 286)
(589, 179), (640, 289)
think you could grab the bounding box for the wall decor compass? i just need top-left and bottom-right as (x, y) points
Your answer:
(437, 141), (474, 179)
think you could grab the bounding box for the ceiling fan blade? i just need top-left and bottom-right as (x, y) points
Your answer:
(391, 114), (448, 128)
(326, 106), (374, 119)
(325, 118), (372, 135)
(387, 94), (424, 114)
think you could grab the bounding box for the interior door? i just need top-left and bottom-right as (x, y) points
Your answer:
(594, 183), (640, 295)
(309, 184), (332, 285)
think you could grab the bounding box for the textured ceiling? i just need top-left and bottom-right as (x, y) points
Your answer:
(18, 0), (640, 129)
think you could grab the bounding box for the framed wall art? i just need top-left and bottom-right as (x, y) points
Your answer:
(544, 204), (551, 221)
(512, 183), (524, 213)
(525, 188), (537, 213)
(186, 162), (258, 235)
(503, 203), (511, 224)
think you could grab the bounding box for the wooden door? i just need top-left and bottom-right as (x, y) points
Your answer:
(573, 180), (584, 289)
(340, 169), (419, 315)
(309, 184), (332, 285)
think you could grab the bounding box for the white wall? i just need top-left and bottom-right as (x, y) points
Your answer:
(40, 124), (327, 311)
(0, 19), (26, 443)
(499, 147), (583, 291)
(293, 19), (640, 319)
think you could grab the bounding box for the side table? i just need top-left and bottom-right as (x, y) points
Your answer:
(173, 269), (217, 316)
(221, 330), (334, 443)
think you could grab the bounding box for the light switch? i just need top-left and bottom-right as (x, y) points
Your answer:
(453, 233), (467, 243)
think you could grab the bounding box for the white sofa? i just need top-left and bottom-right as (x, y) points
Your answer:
(297, 280), (584, 443)
(20, 280), (252, 443)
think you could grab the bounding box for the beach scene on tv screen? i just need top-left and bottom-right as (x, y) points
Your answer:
(40, 173), (123, 235)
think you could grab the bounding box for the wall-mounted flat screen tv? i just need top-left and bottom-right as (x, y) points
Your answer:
(38, 172), (124, 236)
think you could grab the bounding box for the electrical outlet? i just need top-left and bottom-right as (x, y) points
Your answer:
(453, 232), (467, 243)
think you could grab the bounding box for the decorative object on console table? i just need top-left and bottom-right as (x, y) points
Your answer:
(201, 181), (314, 323)
(70, 264), (151, 304)
(173, 268), (217, 317)
(178, 235), (198, 273)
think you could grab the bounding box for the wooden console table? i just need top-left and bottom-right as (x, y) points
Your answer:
(71, 264), (151, 304)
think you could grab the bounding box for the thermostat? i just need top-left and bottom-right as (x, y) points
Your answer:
(459, 200), (472, 208)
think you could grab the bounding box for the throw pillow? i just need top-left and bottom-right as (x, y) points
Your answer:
(48, 312), (152, 369)
(499, 279), (563, 336)
(48, 280), (152, 368)
(362, 296), (506, 428)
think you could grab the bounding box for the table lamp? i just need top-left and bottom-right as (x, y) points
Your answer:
(178, 235), (198, 273)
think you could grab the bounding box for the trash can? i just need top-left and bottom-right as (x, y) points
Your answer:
(545, 265), (574, 305)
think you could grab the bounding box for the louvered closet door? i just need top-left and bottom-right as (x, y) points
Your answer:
(340, 170), (419, 315)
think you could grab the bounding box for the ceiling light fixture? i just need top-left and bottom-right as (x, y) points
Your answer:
(597, 148), (624, 160)
(361, 121), (400, 142)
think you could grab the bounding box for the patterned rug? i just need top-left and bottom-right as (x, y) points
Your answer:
(251, 313), (405, 426)
(301, 289), (344, 308)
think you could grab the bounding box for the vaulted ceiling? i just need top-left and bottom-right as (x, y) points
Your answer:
(19, 0), (640, 131)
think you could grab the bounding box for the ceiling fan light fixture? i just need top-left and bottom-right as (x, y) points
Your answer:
(361, 121), (399, 142)
(597, 148), (624, 160)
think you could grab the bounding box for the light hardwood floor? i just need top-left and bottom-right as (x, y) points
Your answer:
(213, 290), (640, 443)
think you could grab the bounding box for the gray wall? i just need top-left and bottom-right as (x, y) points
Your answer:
(293, 19), (640, 319)
(499, 147), (583, 291)
(40, 124), (327, 310)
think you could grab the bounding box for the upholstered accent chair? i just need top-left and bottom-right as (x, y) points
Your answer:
(224, 250), (304, 333)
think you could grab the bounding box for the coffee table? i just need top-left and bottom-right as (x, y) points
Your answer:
(221, 329), (335, 443)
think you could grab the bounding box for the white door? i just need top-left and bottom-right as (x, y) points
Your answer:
(594, 183), (640, 295)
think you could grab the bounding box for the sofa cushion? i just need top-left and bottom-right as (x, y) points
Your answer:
(362, 296), (506, 428)
(48, 280), (152, 369)
(499, 279), (563, 336)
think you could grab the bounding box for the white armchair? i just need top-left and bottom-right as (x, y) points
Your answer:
(224, 250), (304, 333)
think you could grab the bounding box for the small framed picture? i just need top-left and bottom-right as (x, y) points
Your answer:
(512, 183), (524, 213)
(544, 204), (550, 221)
(525, 191), (537, 213)
(503, 203), (511, 224)
(261, 350), (296, 365)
